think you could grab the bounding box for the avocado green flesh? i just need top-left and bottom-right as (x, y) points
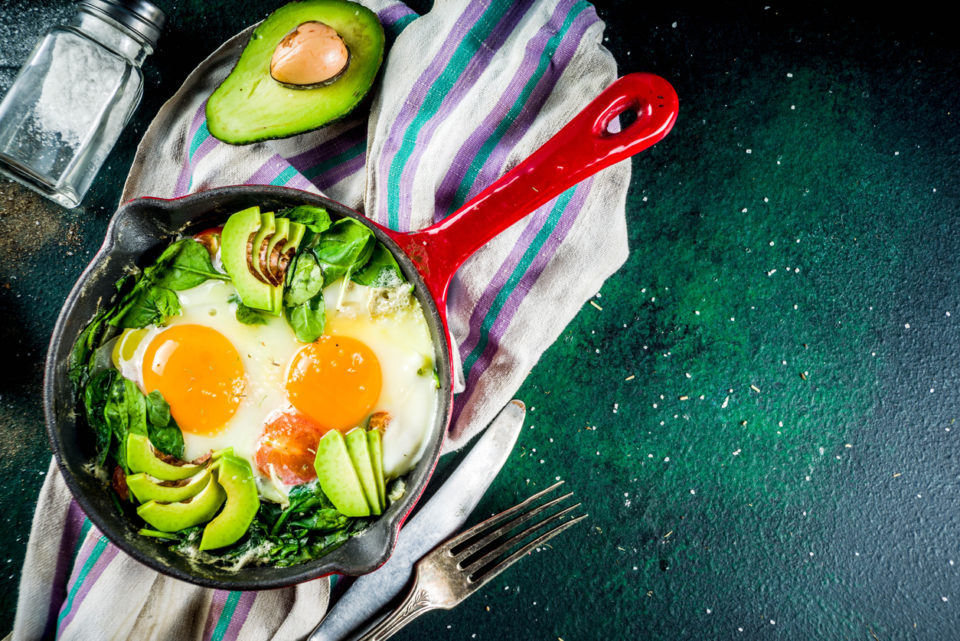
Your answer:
(127, 468), (211, 503)
(221, 206), (281, 314)
(345, 428), (381, 515)
(206, 0), (385, 145)
(265, 216), (290, 283)
(314, 430), (370, 517)
(367, 429), (386, 509)
(136, 476), (226, 532)
(199, 455), (261, 551)
(126, 433), (203, 481)
(251, 212), (276, 282)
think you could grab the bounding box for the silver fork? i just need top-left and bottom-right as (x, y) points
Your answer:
(355, 481), (587, 641)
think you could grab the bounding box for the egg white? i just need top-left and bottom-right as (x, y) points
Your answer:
(116, 276), (438, 502)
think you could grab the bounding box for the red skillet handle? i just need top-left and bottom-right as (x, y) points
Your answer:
(385, 72), (678, 311)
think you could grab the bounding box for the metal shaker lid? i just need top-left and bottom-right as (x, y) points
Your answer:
(79, 0), (166, 48)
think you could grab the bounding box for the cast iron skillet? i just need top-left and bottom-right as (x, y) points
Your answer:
(43, 73), (679, 589)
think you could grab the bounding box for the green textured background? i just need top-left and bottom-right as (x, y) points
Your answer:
(2, 1), (959, 639)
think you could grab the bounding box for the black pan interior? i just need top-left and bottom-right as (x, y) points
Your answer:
(43, 185), (452, 589)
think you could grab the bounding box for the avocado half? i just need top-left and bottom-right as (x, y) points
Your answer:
(207, 0), (385, 145)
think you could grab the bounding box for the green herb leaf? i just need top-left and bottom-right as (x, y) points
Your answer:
(313, 219), (375, 284)
(283, 252), (324, 307)
(144, 390), (184, 458)
(280, 205), (332, 234)
(103, 377), (147, 470)
(144, 389), (171, 427)
(286, 508), (351, 532)
(351, 242), (405, 287)
(147, 238), (230, 290)
(229, 294), (270, 326)
(70, 309), (112, 390)
(108, 279), (181, 329)
(285, 292), (326, 344)
(83, 369), (118, 466)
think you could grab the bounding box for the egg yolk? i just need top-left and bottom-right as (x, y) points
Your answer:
(141, 324), (246, 436)
(285, 334), (381, 432)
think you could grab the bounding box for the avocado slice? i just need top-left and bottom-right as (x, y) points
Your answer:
(345, 428), (380, 515)
(127, 468), (211, 503)
(126, 433), (204, 481)
(251, 211), (276, 284)
(221, 207), (281, 314)
(366, 428), (386, 510)
(206, 0), (385, 144)
(264, 216), (290, 286)
(313, 430), (370, 517)
(199, 454), (260, 551)
(136, 474), (226, 532)
(276, 220), (306, 291)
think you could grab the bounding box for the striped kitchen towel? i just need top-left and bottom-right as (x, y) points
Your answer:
(11, 0), (632, 638)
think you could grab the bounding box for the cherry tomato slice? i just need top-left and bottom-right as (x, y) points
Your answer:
(193, 226), (223, 258)
(255, 411), (327, 485)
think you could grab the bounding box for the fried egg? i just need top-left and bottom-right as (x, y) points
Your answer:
(114, 276), (437, 501)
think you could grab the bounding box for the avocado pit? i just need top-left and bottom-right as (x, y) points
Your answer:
(270, 21), (350, 88)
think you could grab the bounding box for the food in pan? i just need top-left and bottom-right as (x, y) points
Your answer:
(206, 0), (385, 144)
(70, 205), (438, 568)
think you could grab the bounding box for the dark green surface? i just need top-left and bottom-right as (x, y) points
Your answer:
(2, 1), (959, 639)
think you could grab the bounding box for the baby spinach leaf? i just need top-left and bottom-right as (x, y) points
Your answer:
(144, 389), (171, 427)
(70, 309), (112, 390)
(107, 238), (229, 330)
(100, 376), (184, 468)
(145, 390), (184, 459)
(351, 242), (405, 287)
(108, 279), (181, 329)
(280, 205), (332, 234)
(104, 377), (147, 470)
(229, 294), (270, 326)
(285, 292), (325, 343)
(286, 509), (350, 532)
(313, 219), (375, 284)
(84, 369), (118, 466)
(147, 238), (229, 291)
(283, 252), (324, 307)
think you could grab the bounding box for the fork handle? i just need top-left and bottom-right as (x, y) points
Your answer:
(356, 580), (438, 641)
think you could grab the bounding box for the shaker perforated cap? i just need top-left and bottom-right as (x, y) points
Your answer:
(79, 0), (166, 48)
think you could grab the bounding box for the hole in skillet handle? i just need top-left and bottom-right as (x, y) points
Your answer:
(596, 95), (644, 137)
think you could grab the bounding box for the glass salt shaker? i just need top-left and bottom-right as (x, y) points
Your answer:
(0, 0), (164, 208)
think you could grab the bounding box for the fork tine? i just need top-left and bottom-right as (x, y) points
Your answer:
(442, 480), (566, 551)
(459, 501), (581, 572)
(466, 512), (588, 589)
(452, 490), (574, 563)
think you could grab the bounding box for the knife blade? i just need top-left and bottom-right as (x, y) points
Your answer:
(307, 400), (526, 641)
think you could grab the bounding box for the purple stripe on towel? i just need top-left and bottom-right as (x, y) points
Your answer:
(394, 0), (534, 231)
(313, 151), (367, 192)
(373, 0), (488, 227)
(221, 592), (258, 641)
(42, 500), (86, 639)
(378, 2), (416, 26)
(244, 154), (292, 185)
(57, 541), (121, 633)
(202, 590), (231, 640)
(173, 102), (211, 197)
(286, 124), (366, 175)
(434, 1), (597, 222)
